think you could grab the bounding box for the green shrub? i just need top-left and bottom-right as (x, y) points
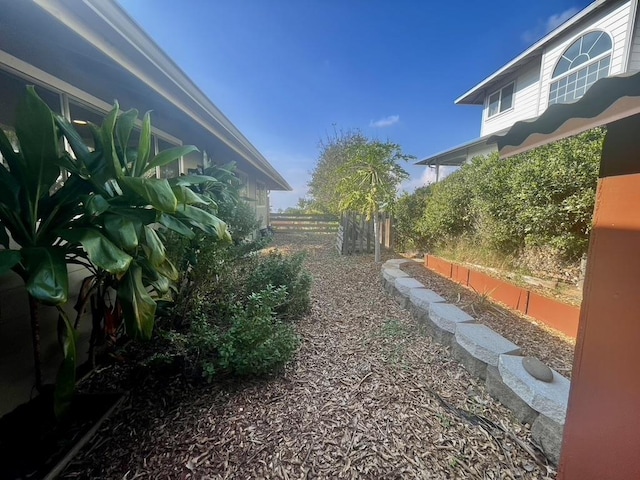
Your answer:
(394, 186), (432, 252)
(244, 251), (312, 320)
(216, 286), (299, 377)
(167, 286), (299, 380)
(410, 128), (604, 264)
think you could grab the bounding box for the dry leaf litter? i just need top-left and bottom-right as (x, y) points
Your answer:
(62, 233), (568, 479)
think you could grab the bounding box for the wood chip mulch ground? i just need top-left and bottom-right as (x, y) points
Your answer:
(61, 234), (565, 479)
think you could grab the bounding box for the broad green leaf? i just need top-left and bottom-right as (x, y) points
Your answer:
(109, 206), (156, 228)
(179, 205), (228, 239)
(0, 163), (20, 211)
(54, 308), (77, 418)
(135, 112), (152, 176)
(172, 185), (209, 205)
(104, 214), (139, 251)
(58, 228), (132, 275)
(147, 145), (197, 171)
(119, 177), (177, 213)
(115, 109), (138, 171)
(157, 213), (195, 239)
(85, 194), (110, 217)
(0, 249), (20, 275)
(0, 128), (24, 178)
(142, 225), (165, 267)
(155, 257), (179, 282)
(118, 264), (156, 340)
(169, 174), (219, 186)
(54, 115), (90, 171)
(150, 274), (170, 294)
(22, 247), (68, 305)
(15, 87), (60, 195)
(100, 103), (121, 178)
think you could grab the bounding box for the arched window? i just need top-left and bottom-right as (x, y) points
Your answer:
(549, 30), (612, 105)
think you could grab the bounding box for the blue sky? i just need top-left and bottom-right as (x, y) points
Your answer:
(118, 0), (592, 210)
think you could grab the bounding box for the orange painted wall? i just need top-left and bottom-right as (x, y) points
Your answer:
(423, 255), (579, 338)
(558, 173), (640, 479)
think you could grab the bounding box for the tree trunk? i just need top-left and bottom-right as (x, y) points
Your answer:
(373, 212), (381, 263)
(28, 294), (43, 392)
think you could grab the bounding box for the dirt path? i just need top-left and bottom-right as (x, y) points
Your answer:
(63, 234), (556, 479)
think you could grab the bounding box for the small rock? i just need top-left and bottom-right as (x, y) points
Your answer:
(522, 356), (554, 383)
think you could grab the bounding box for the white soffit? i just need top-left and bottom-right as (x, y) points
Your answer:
(489, 71), (640, 157)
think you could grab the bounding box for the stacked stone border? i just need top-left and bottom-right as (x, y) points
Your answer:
(382, 258), (570, 466)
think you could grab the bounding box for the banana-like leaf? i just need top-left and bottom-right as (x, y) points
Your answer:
(179, 205), (229, 239)
(147, 145), (198, 171)
(157, 213), (195, 239)
(169, 174), (220, 186)
(53, 115), (90, 171)
(115, 109), (138, 172)
(85, 194), (110, 218)
(58, 228), (132, 275)
(0, 249), (20, 275)
(0, 163), (20, 211)
(118, 264), (156, 340)
(155, 257), (179, 282)
(54, 308), (77, 418)
(171, 185), (210, 205)
(0, 128), (24, 182)
(150, 274), (170, 295)
(142, 225), (166, 267)
(22, 247), (69, 305)
(100, 104), (122, 179)
(104, 214), (139, 251)
(119, 177), (177, 213)
(15, 87), (60, 196)
(135, 112), (152, 176)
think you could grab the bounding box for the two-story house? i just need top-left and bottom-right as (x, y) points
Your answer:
(418, 0), (640, 175)
(0, 0), (290, 416)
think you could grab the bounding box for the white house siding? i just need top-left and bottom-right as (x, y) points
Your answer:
(481, 59), (542, 136)
(627, 2), (640, 71)
(538, 0), (633, 115)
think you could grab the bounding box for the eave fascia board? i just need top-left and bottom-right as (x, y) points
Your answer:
(416, 130), (505, 166)
(33, 0), (290, 191)
(455, 0), (610, 105)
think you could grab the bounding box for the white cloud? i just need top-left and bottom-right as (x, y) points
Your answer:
(370, 115), (400, 128)
(521, 7), (579, 44)
(399, 166), (458, 194)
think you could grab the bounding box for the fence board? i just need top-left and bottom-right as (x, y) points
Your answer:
(271, 213), (339, 234)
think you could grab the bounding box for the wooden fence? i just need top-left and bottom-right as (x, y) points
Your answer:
(336, 212), (392, 255)
(270, 213), (339, 234)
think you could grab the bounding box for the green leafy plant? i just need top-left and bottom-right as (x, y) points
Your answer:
(162, 286), (299, 380)
(54, 99), (232, 348)
(337, 139), (412, 262)
(407, 128), (604, 276)
(0, 87), (85, 412)
(0, 87), (233, 415)
(216, 286), (299, 377)
(244, 251), (312, 320)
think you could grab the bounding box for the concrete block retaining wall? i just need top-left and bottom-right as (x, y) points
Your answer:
(381, 259), (569, 466)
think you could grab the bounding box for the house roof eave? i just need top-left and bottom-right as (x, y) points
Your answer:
(33, 0), (292, 191)
(416, 130), (505, 166)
